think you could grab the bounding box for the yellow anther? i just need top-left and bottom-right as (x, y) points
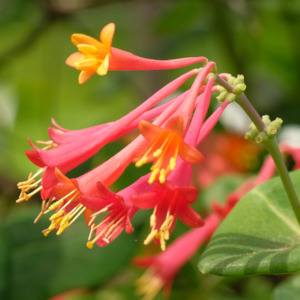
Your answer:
(56, 223), (68, 235)
(144, 229), (158, 245)
(160, 235), (166, 251)
(43, 230), (50, 237)
(169, 157), (176, 171)
(48, 199), (64, 211)
(48, 217), (63, 231)
(150, 213), (156, 227)
(148, 169), (160, 184)
(86, 241), (94, 249)
(158, 169), (167, 183)
(153, 149), (162, 158)
(49, 210), (64, 221)
(135, 157), (148, 168)
(161, 215), (174, 230)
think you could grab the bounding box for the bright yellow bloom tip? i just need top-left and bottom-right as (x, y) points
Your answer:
(135, 116), (204, 184)
(66, 23), (115, 84)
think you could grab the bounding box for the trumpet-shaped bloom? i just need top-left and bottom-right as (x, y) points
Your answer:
(81, 176), (150, 248)
(66, 23), (207, 83)
(82, 183), (136, 248)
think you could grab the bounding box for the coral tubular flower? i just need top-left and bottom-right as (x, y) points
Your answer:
(66, 23), (207, 83)
(81, 176), (150, 248)
(134, 213), (221, 300)
(132, 180), (204, 251)
(135, 116), (204, 184)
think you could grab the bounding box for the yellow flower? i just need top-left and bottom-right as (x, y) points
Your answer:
(66, 23), (115, 84)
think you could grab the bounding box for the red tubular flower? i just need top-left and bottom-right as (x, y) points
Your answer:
(66, 23), (207, 83)
(81, 176), (150, 248)
(132, 178), (204, 251)
(133, 213), (221, 300)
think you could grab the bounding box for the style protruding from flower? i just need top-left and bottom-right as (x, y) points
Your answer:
(66, 23), (207, 84)
(135, 116), (204, 184)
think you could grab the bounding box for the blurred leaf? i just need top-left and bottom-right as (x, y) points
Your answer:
(273, 273), (300, 300)
(200, 175), (248, 212)
(198, 169), (300, 276)
(3, 206), (137, 300)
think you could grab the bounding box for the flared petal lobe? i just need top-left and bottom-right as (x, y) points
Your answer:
(135, 116), (204, 184)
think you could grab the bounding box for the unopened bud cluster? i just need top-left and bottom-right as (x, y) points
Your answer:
(217, 74), (247, 102)
(245, 115), (283, 143)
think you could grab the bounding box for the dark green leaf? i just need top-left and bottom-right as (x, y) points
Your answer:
(3, 206), (137, 300)
(199, 169), (300, 276)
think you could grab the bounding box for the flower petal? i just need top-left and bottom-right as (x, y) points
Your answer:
(165, 116), (184, 136)
(178, 186), (198, 203)
(177, 205), (204, 227)
(79, 70), (95, 84)
(139, 120), (163, 140)
(71, 33), (103, 48)
(96, 54), (109, 76)
(100, 23), (115, 49)
(179, 142), (204, 164)
(131, 192), (158, 209)
(65, 52), (85, 68)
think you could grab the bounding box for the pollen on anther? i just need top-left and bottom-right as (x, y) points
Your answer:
(86, 241), (94, 249)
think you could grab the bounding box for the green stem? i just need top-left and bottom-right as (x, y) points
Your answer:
(237, 92), (300, 225)
(216, 74), (300, 225)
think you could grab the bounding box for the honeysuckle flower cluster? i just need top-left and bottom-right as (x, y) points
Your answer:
(16, 21), (300, 300)
(17, 22), (235, 252)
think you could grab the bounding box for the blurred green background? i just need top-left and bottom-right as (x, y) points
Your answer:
(1, 0), (300, 299)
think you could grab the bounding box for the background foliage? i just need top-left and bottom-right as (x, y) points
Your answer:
(1, 0), (300, 299)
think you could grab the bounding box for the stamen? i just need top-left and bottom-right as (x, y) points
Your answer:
(44, 189), (79, 214)
(135, 269), (163, 300)
(148, 169), (160, 184)
(158, 169), (166, 183)
(144, 214), (174, 251)
(17, 168), (45, 203)
(56, 204), (85, 235)
(144, 229), (158, 245)
(86, 210), (125, 249)
(135, 157), (148, 168)
(36, 140), (57, 150)
(16, 186), (42, 203)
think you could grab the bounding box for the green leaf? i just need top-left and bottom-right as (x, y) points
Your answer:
(3, 206), (137, 300)
(273, 273), (300, 300)
(198, 169), (300, 276)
